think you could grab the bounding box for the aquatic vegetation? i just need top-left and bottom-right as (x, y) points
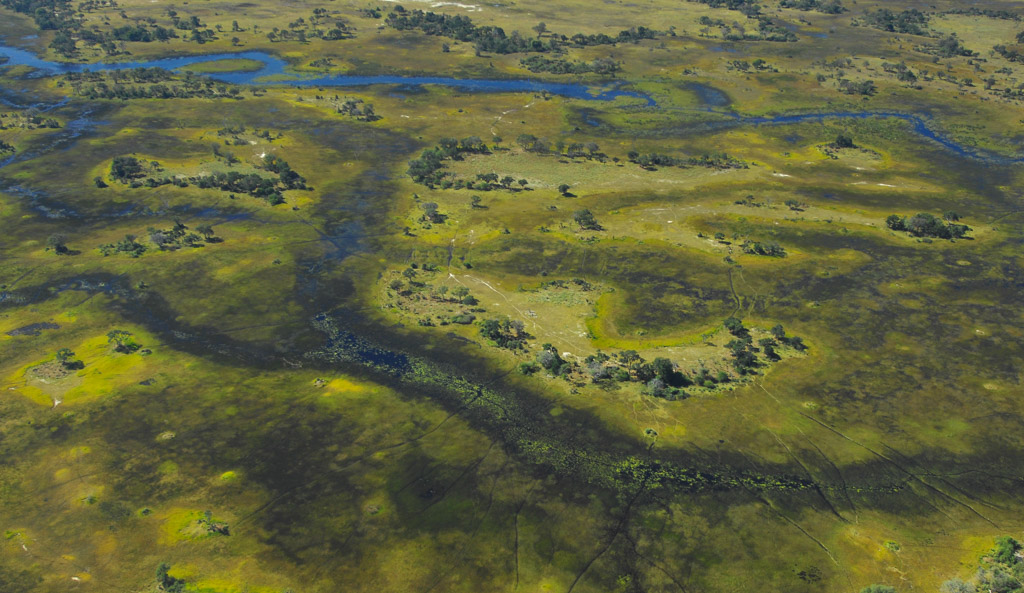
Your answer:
(2, 0), (1024, 591)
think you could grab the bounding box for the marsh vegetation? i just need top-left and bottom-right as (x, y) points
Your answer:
(1, 0), (1024, 592)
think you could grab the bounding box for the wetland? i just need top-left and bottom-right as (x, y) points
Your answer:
(1, 1), (1024, 592)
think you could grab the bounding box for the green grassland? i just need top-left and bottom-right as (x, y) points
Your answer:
(2, 0), (1024, 592)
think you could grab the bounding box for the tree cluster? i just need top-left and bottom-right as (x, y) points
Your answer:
(98, 234), (147, 257)
(740, 240), (786, 257)
(147, 219), (219, 251)
(192, 171), (287, 204)
(994, 45), (1024, 64)
(942, 8), (1020, 21)
(686, 0), (763, 18)
(333, 97), (379, 121)
(479, 318), (531, 350)
(0, 112), (61, 130)
(517, 316), (806, 400)
(861, 9), (930, 36)
(572, 209), (601, 231)
(778, 0), (844, 14)
(698, 15), (798, 42)
(838, 79), (877, 96)
(885, 212), (970, 240)
(155, 563), (186, 593)
(923, 35), (976, 58)
(110, 156), (144, 182)
(65, 69), (245, 101)
(407, 136), (489, 187)
(938, 536), (1024, 593)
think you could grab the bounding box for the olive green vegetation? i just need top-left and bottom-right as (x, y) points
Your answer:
(177, 58), (266, 74)
(2, 1), (1024, 592)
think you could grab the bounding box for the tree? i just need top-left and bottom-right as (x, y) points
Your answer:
(46, 233), (69, 255)
(558, 183), (571, 195)
(470, 195), (482, 208)
(834, 134), (855, 148)
(518, 179), (528, 189)
(231, 36), (241, 46)
(723, 317), (746, 336)
(196, 224), (216, 240)
(646, 377), (666, 397)
(55, 348), (74, 364)
(993, 536), (1021, 565)
(532, 22), (547, 37)
(572, 209), (601, 230)
(421, 202), (444, 223)
(885, 214), (905, 231)
(651, 357), (674, 383)
(107, 329), (139, 353)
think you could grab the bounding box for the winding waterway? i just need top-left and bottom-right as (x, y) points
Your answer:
(2, 42), (1019, 163)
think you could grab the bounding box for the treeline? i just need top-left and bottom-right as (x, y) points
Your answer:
(385, 8), (657, 54)
(520, 56), (620, 75)
(626, 150), (748, 170)
(885, 212), (970, 239)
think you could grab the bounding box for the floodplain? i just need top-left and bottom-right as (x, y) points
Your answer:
(1, 1), (1024, 592)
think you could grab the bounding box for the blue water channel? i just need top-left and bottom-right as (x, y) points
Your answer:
(1, 42), (1021, 163)
(0, 44), (654, 104)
